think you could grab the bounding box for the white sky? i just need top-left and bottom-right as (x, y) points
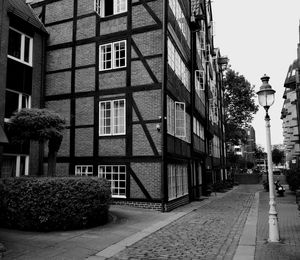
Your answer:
(212, 0), (300, 150)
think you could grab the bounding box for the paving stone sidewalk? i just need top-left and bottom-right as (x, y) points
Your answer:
(255, 188), (300, 260)
(108, 185), (259, 260)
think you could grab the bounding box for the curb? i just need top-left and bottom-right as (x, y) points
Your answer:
(233, 191), (259, 260)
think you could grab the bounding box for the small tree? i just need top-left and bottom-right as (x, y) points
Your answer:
(272, 148), (285, 167)
(8, 108), (65, 176)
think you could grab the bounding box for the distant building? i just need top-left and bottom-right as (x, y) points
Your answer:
(281, 23), (300, 170)
(232, 126), (256, 167)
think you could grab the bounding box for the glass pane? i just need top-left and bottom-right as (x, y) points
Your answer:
(24, 37), (30, 63)
(8, 29), (21, 59)
(5, 91), (19, 118)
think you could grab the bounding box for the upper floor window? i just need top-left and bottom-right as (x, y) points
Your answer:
(167, 96), (186, 139)
(195, 70), (205, 94)
(99, 99), (125, 136)
(95, 0), (127, 17)
(167, 38), (190, 91)
(175, 102), (186, 138)
(99, 41), (126, 71)
(4, 89), (31, 122)
(8, 28), (33, 66)
(169, 0), (190, 47)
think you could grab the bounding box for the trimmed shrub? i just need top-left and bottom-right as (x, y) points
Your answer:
(0, 177), (111, 231)
(285, 170), (300, 191)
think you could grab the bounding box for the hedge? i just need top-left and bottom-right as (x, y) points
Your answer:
(0, 177), (111, 231)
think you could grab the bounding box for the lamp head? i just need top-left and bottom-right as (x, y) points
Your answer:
(257, 74), (276, 108)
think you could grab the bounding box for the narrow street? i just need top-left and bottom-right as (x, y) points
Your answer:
(110, 185), (259, 260)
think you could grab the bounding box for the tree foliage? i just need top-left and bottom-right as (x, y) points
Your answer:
(254, 145), (266, 159)
(224, 69), (259, 145)
(272, 148), (284, 166)
(8, 108), (65, 176)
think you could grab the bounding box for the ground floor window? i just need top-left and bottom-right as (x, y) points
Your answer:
(168, 164), (188, 201)
(75, 165), (93, 176)
(98, 165), (126, 198)
(1, 154), (29, 177)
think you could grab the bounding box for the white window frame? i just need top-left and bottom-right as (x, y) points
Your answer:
(99, 99), (126, 136)
(75, 165), (93, 176)
(94, 0), (101, 15)
(7, 27), (33, 66)
(175, 102), (186, 138)
(4, 89), (31, 122)
(167, 38), (190, 91)
(168, 164), (188, 201)
(195, 70), (205, 91)
(98, 165), (126, 198)
(95, 0), (127, 17)
(1, 154), (29, 177)
(167, 96), (175, 135)
(99, 40), (126, 71)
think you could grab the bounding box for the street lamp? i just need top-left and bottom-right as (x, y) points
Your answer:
(257, 74), (280, 242)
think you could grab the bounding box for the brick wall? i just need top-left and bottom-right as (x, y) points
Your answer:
(45, 0), (73, 24)
(132, 89), (161, 121)
(113, 200), (162, 211)
(99, 138), (126, 156)
(132, 1), (163, 29)
(77, 0), (94, 16)
(47, 21), (73, 46)
(132, 5), (156, 28)
(75, 128), (93, 156)
(45, 99), (70, 126)
(75, 97), (94, 125)
(132, 124), (161, 156)
(76, 43), (95, 67)
(132, 30), (163, 56)
(46, 71), (72, 95)
(76, 16), (96, 40)
(75, 67), (95, 92)
(100, 17), (127, 36)
(47, 48), (72, 72)
(43, 163), (69, 177)
(99, 70), (126, 89)
(130, 162), (161, 199)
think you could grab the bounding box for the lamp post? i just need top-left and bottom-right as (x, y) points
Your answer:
(257, 74), (280, 242)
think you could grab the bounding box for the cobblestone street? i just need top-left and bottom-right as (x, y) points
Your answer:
(110, 186), (259, 260)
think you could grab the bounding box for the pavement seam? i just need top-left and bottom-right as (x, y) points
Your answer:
(88, 187), (239, 259)
(233, 191), (259, 260)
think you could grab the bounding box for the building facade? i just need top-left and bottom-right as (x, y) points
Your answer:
(0, 0), (47, 177)
(281, 23), (300, 170)
(4, 0), (231, 211)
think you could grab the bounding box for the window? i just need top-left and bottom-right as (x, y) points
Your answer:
(8, 28), (32, 66)
(5, 89), (31, 121)
(167, 97), (186, 139)
(193, 117), (205, 140)
(75, 165), (93, 176)
(195, 70), (205, 97)
(175, 102), (186, 137)
(100, 41), (126, 71)
(99, 99), (125, 136)
(167, 96), (175, 135)
(98, 165), (126, 198)
(168, 164), (188, 201)
(169, 0), (190, 47)
(167, 38), (190, 91)
(1, 155), (29, 177)
(95, 0), (127, 17)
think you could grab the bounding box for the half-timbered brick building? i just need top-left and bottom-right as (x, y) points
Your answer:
(23, 0), (228, 211)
